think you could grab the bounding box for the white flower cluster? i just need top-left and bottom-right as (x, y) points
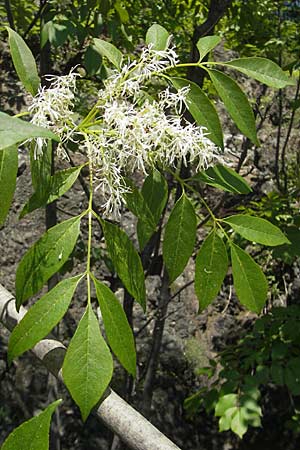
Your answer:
(29, 44), (223, 217)
(29, 70), (78, 158)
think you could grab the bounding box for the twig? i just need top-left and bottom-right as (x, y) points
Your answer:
(4, 0), (15, 30)
(23, 0), (47, 39)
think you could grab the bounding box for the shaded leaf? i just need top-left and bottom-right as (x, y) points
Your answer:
(195, 230), (228, 311)
(8, 275), (82, 363)
(102, 221), (146, 310)
(171, 77), (223, 148)
(0, 111), (59, 150)
(208, 69), (259, 146)
(223, 214), (289, 246)
(6, 27), (40, 96)
(93, 38), (123, 70)
(224, 57), (295, 89)
(15, 216), (81, 308)
(145, 24), (170, 51)
(137, 169), (168, 249)
(84, 45), (102, 76)
(20, 165), (83, 217)
(231, 243), (267, 313)
(1, 400), (61, 450)
(197, 35), (221, 61)
(62, 304), (113, 421)
(163, 193), (197, 283)
(94, 278), (136, 376)
(194, 164), (252, 194)
(0, 145), (18, 226)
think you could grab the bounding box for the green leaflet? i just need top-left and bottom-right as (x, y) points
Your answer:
(137, 169), (168, 250)
(102, 220), (146, 310)
(0, 145), (18, 226)
(196, 35), (221, 61)
(171, 77), (223, 148)
(208, 69), (259, 146)
(62, 304), (113, 421)
(224, 57), (295, 89)
(6, 27), (40, 96)
(146, 24), (170, 51)
(1, 400), (61, 450)
(222, 214), (289, 246)
(230, 243), (267, 313)
(0, 111), (59, 151)
(195, 230), (228, 311)
(8, 275), (82, 363)
(93, 38), (123, 70)
(15, 215), (81, 309)
(124, 181), (156, 235)
(84, 45), (102, 76)
(29, 140), (52, 202)
(194, 164), (252, 194)
(20, 165), (83, 217)
(163, 193), (197, 283)
(93, 278), (136, 376)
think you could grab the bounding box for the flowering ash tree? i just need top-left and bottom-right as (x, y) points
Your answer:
(0, 24), (295, 446)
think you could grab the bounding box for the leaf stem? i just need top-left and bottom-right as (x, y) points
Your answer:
(86, 160), (93, 306)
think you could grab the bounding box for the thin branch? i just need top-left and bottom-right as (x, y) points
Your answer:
(4, 0), (15, 30)
(23, 0), (48, 39)
(281, 72), (300, 192)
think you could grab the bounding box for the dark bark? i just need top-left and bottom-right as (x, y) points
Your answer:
(4, 0), (15, 30)
(188, 0), (233, 86)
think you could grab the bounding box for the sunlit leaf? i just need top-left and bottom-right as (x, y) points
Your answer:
(1, 400), (61, 450)
(94, 278), (136, 376)
(6, 27), (40, 95)
(62, 304), (113, 421)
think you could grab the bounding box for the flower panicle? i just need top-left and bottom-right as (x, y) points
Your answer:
(28, 43), (224, 218)
(29, 69), (79, 158)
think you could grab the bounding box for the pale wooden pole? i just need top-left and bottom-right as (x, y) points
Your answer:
(0, 283), (182, 450)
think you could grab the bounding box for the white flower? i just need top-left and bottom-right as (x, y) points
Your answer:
(29, 69), (79, 158)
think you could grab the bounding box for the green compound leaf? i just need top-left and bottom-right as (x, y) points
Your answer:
(20, 165), (83, 217)
(62, 304), (113, 421)
(171, 77), (223, 148)
(93, 38), (123, 70)
(196, 35), (221, 61)
(194, 164), (252, 194)
(208, 69), (259, 146)
(230, 243), (268, 313)
(163, 193), (197, 284)
(0, 145), (18, 226)
(8, 275), (82, 363)
(224, 57), (295, 89)
(222, 214), (290, 246)
(6, 27), (40, 96)
(102, 220), (146, 311)
(195, 230), (228, 311)
(137, 169), (168, 250)
(93, 278), (136, 377)
(0, 111), (59, 151)
(15, 215), (81, 309)
(1, 399), (62, 450)
(146, 24), (170, 51)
